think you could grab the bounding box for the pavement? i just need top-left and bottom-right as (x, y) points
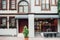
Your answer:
(0, 37), (60, 40)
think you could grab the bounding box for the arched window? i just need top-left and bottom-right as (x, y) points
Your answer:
(18, 0), (29, 13)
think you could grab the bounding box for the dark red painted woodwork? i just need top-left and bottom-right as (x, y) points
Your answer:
(18, 19), (28, 33)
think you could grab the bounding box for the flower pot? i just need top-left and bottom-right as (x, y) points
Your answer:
(24, 37), (28, 40)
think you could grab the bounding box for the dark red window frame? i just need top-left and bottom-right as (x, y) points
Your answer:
(9, 0), (16, 10)
(9, 17), (16, 28)
(0, 0), (7, 10)
(0, 17), (7, 28)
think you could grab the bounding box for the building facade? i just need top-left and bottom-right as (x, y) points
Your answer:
(0, 0), (59, 38)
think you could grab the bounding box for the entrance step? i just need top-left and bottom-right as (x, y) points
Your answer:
(18, 33), (24, 38)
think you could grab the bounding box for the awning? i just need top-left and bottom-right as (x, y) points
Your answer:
(34, 15), (59, 18)
(15, 15), (28, 19)
(15, 15), (59, 19)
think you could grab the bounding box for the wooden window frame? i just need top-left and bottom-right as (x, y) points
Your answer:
(41, 0), (50, 11)
(18, 0), (29, 13)
(0, 17), (7, 28)
(35, 0), (40, 6)
(9, 0), (16, 10)
(51, 0), (57, 6)
(9, 17), (16, 28)
(0, 0), (7, 10)
(18, 5), (29, 13)
(18, 5), (24, 13)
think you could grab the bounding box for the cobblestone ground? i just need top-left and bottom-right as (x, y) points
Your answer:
(0, 37), (60, 40)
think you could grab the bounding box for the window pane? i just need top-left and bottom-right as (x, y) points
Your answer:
(2, 4), (6, 9)
(2, 18), (6, 25)
(9, 17), (16, 28)
(46, 4), (49, 9)
(11, 0), (15, 4)
(0, 17), (7, 28)
(19, 7), (23, 13)
(11, 5), (15, 9)
(2, 0), (6, 9)
(42, 0), (45, 4)
(41, 4), (45, 10)
(0, 4), (2, 9)
(41, 0), (45, 10)
(46, 0), (49, 4)
(51, 0), (56, 5)
(24, 6), (28, 13)
(35, 0), (40, 6)
(41, 0), (50, 10)
(10, 0), (16, 10)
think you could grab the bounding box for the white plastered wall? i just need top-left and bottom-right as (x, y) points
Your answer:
(31, 0), (58, 13)
(0, 15), (17, 36)
(28, 14), (34, 37)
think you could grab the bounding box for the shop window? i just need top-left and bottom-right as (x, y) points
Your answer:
(34, 18), (58, 32)
(0, 0), (7, 10)
(41, 0), (50, 10)
(18, 0), (29, 13)
(35, 0), (40, 6)
(9, 17), (16, 28)
(51, 0), (57, 6)
(0, 17), (7, 28)
(9, 0), (16, 10)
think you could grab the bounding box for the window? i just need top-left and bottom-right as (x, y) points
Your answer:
(9, 17), (16, 28)
(34, 18), (58, 32)
(9, 0), (16, 10)
(35, 0), (40, 6)
(58, 0), (60, 12)
(51, 0), (57, 6)
(0, 0), (2, 9)
(41, 0), (50, 10)
(0, 17), (7, 28)
(18, 1), (29, 13)
(19, 6), (24, 13)
(0, 0), (7, 10)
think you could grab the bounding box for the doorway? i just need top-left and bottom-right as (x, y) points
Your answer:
(18, 19), (28, 33)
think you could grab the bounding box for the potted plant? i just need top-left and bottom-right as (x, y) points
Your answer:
(23, 25), (29, 40)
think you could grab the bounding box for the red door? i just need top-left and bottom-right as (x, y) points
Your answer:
(18, 19), (28, 33)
